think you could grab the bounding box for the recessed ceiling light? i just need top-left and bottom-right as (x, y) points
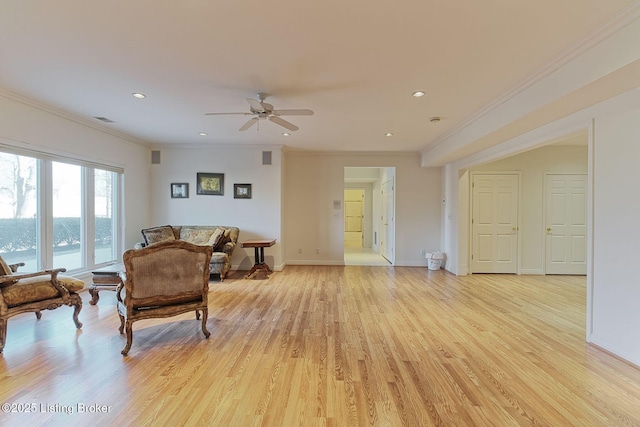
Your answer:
(385, 132), (393, 137)
(132, 92), (146, 99)
(199, 132), (208, 136)
(282, 132), (290, 136)
(412, 91), (425, 97)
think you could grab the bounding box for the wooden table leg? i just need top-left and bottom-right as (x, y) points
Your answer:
(245, 247), (273, 278)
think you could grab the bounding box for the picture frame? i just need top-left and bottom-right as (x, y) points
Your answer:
(196, 173), (224, 195)
(234, 183), (252, 199)
(170, 183), (189, 199)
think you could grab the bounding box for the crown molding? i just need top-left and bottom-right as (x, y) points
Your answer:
(0, 87), (153, 147)
(151, 142), (285, 150)
(284, 149), (420, 157)
(423, 2), (640, 154)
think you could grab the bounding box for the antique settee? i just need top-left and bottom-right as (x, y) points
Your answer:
(138, 225), (239, 281)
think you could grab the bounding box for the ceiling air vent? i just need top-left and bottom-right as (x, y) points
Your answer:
(93, 116), (115, 123)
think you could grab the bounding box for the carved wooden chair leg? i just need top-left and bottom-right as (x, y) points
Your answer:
(71, 297), (83, 329)
(195, 310), (201, 320)
(0, 319), (6, 354)
(201, 308), (210, 338)
(35, 311), (42, 320)
(118, 314), (125, 335)
(121, 320), (133, 356)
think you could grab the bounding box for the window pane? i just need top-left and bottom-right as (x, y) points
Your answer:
(52, 162), (82, 269)
(0, 153), (38, 270)
(95, 169), (116, 264)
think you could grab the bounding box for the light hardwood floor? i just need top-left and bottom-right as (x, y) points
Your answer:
(1, 266), (639, 426)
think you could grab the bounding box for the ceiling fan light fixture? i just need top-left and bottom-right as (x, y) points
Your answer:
(132, 92), (146, 99)
(199, 132), (208, 136)
(206, 95), (313, 132)
(282, 132), (291, 136)
(385, 132), (393, 137)
(412, 91), (425, 97)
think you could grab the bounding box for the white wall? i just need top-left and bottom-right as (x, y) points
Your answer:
(285, 152), (441, 266)
(0, 92), (150, 252)
(591, 107), (640, 366)
(148, 145), (284, 271)
(471, 145), (588, 274)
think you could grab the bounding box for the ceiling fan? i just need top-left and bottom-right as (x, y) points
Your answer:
(205, 93), (314, 132)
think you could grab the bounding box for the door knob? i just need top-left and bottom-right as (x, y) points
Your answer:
(512, 227), (519, 232)
(546, 227), (552, 234)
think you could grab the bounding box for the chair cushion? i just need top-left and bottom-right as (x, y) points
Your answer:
(118, 279), (204, 309)
(58, 275), (85, 292)
(0, 256), (17, 286)
(141, 225), (176, 246)
(1, 275), (84, 307)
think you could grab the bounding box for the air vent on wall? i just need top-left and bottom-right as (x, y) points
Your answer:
(151, 150), (161, 164)
(262, 151), (272, 165)
(93, 116), (115, 123)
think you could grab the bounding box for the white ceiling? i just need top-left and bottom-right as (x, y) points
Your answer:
(0, 1), (635, 152)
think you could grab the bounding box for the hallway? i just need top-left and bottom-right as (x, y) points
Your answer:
(344, 245), (390, 266)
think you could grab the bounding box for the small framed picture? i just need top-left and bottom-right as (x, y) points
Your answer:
(171, 183), (189, 199)
(234, 183), (252, 199)
(197, 173), (224, 195)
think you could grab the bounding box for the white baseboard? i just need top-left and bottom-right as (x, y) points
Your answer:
(231, 263), (285, 272)
(590, 333), (640, 368)
(520, 269), (544, 275)
(286, 260), (345, 266)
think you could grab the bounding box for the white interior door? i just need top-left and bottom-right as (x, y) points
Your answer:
(545, 174), (587, 275)
(471, 174), (519, 273)
(344, 189), (364, 248)
(344, 190), (363, 232)
(380, 178), (394, 263)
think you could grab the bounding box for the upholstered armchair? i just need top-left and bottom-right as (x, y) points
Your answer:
(117, 240), (213, 356)
(0, 256), (83, 354)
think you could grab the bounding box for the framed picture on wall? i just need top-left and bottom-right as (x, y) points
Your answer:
(234, 183), (252, 199)
(196, 173), (224, 195)
(171, 183), (189, 199)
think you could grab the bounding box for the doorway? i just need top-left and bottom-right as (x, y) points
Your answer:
(343, 167), (394, 266)
(380, 177), (395, 263)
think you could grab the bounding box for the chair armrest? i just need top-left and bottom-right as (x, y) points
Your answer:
(0, 268), (70, 298)
(0, 268), (67, 283)
(220, 241), (236, 256)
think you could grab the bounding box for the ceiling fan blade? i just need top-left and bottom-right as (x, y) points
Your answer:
(205, 112), (248, 115)
(246, 98), (266, 113)
(273, 109), (314, 116)
(239, 117), (258, 131)
(269, 116), (299, 131)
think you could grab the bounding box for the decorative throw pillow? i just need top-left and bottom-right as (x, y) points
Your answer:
(0, 255), (17, 286)
(180, 227), (214, 245)
(207, 227), (226, 250)
(141, 225), (176, 246)
(213, 228), (232, 252)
